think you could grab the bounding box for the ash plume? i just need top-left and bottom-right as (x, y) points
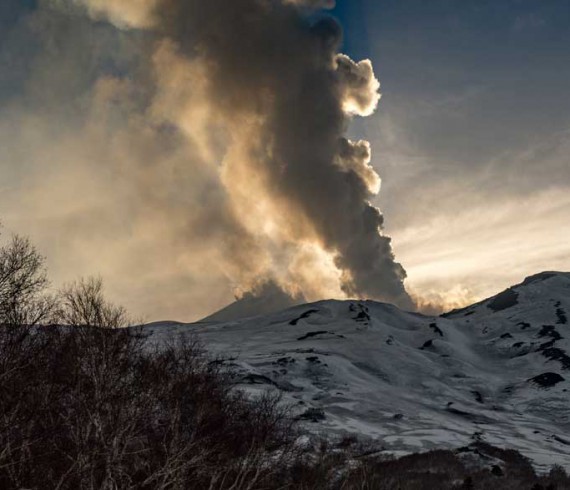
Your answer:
(2, 0), (413, 318)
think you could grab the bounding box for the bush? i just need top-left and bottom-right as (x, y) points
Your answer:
(0, 325), (298, 489)
(337, 445), (570, 490)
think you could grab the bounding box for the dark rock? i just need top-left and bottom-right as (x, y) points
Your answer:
(351, 303), (371, 323)
(528, 372), (565, 388)
(294, 348), (316, 354)
(521, 272), (557, 286)
(446, 407), (493, 424)
(429, 322), (444, 336)
(471, 391), (484, 404)
(540, 347), (570, 370)
(538, 325), (563, 341)
(289, 309), (320, 326)
(297, 408), (326, 422)
(420, 339), (434, 350)
(491, 465), (504, 477)
(552, 435), (570, 446)
(297, 330), (329, 341)
(488, 288), (519, 312)
(354, 311), (371, 322)
(241, 374), (278, 386)
(274, 357), (295, 366)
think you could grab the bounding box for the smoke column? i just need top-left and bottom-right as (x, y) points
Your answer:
(0, 0), (412, 317)
(73, 0), (413, 310)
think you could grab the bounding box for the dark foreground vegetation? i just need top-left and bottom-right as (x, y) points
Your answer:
(1, 231), (569, 489)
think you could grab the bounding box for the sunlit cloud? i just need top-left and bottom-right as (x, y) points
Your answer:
(0, 0), (413, 321)
(392, 189), (570, 312)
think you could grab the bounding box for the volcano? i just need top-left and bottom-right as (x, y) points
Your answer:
(146, 271), (570, 471)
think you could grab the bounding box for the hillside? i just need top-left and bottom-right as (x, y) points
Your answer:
(146, 271), (570, 471)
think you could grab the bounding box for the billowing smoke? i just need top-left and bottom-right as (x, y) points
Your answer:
(1, 0), (413, 319)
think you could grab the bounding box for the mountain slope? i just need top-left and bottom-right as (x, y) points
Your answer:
(146, 271), (570, 471)
(200, 281), (304, 323)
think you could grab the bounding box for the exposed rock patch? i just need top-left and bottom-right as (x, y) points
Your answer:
(487, 288), (519, 312)
(297, 330), (330, 341)
(430, 322), (444, 337)
(528, 372), (565, 388)
(289, 309), (320, 326)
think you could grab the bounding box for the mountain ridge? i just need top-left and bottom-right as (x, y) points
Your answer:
(146, 271), (570, 471)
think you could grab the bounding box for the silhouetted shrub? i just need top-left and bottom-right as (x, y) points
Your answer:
(336, 445), (570, 490)
(0, 325), (299, 489)
(2, 329), (570, 490)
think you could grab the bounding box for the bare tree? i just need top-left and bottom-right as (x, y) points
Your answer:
(0, 233), (56, 326)
(58, 277), (131, 329)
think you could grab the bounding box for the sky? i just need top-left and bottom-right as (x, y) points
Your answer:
(331, 0), (570, 309)
(0, 0), (568, 320)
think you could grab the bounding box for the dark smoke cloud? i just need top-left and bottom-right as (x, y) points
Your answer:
(2, 0), (413, 318)
(143, 0), (414, 309)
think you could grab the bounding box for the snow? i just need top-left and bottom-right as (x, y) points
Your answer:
(144, 271), (570, 471)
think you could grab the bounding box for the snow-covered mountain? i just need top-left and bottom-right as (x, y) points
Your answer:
(200, 280), (304, 323)
(145, 271), (570, 471)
